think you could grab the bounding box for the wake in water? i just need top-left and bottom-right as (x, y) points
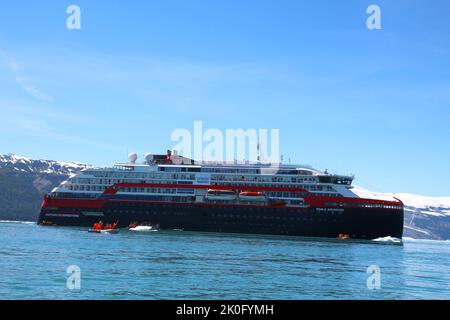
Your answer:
(402, 237), (450, 243)
(372, 236), (450, 244)
(0, 220), (35, 225)
(372, 236), (402, 243)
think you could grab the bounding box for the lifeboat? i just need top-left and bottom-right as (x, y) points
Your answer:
(88, 228), (119, 234)
(205, 189), (237, 201)
(239, 191), (266, 202)
(40, 220), (55, 226)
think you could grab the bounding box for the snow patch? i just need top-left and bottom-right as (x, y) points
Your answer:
(404, 225), (430, 235)
(0, 153), (91, 175)
(353, 185), (450, 217)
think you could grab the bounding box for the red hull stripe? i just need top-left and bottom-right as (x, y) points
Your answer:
(103, 182), (402, 206)
(43, 198), (106, 209)
(106, 199), (401, 211)
(105, 183), (310, 194)
(42, 197), (402, 211)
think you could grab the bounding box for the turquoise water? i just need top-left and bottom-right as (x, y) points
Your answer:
(0, 221), (449, 300)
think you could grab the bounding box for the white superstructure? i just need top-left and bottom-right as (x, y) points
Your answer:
(50, 151), (357, 206)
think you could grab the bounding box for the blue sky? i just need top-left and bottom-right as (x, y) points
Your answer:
(0, 0), (449, 196)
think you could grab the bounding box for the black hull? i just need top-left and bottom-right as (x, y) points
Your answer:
(38, 200), (404, 240)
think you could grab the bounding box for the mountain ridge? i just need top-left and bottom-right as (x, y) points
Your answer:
(0, 154), (90, 175)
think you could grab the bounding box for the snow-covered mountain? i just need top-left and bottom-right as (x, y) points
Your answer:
(0, 154), (91, 221)
(352, 186), (450, 240)
(0, 154), (90, 175)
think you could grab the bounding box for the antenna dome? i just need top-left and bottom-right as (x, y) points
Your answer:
(128, 152), (138, 164)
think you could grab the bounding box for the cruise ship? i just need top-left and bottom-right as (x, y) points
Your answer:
(38, 151), (404, 240)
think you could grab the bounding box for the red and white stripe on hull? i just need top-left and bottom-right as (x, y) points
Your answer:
(41, 182), (403, 211)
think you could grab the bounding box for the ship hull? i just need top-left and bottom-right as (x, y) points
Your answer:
(38, 199), (404, 240)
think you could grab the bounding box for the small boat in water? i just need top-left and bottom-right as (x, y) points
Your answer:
(89, 220), (119, 234)
(41, 220), (55, 226)
(89, 228), (119, 234)
(129, 225), (158, 232)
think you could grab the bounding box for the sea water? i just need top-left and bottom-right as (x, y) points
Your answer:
(0, 221), (449, 299)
